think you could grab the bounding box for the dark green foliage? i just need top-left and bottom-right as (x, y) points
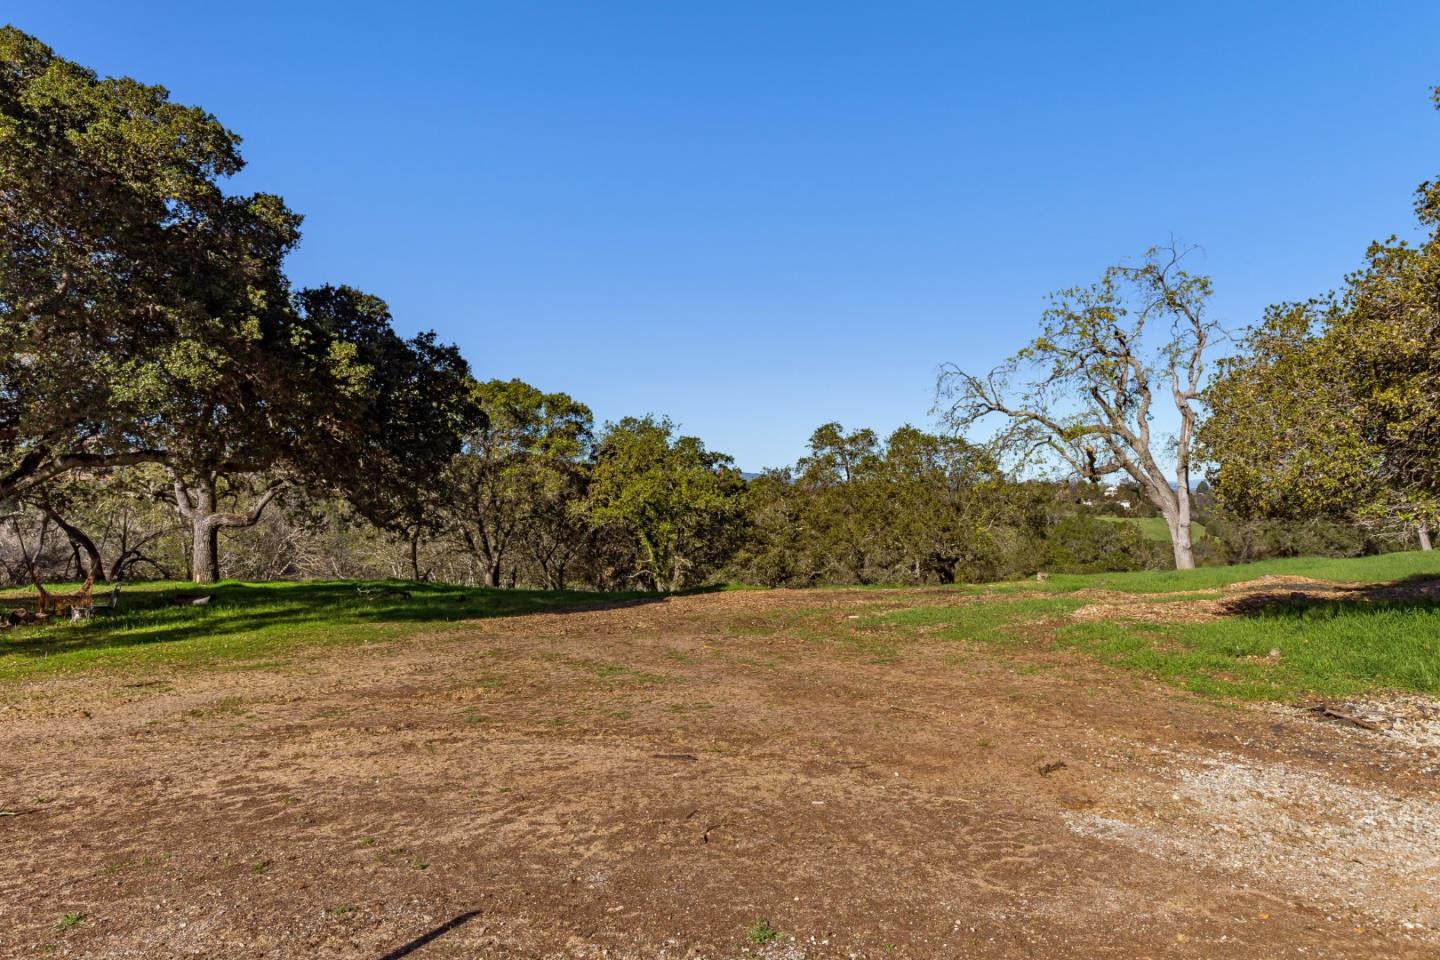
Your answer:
(587, 417), (747, 592)
(1201, 515), (1377, 564)
(731, 423), (1050, 585)
(0, 25), (272, 498)
(1042, 514), (1165, 574)
(0, 28), (476, 582)
(1202, 89), (1440, 543)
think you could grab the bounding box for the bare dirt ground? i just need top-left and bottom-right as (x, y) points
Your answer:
(2, 586), (1438, 959)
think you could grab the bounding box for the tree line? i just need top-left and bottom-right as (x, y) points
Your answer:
(1, 27), (1436, 591)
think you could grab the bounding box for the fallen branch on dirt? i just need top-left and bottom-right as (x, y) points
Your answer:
(1304, 702), (1386, 731)
(651, 753), (698, 762)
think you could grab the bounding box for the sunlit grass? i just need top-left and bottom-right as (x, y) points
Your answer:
(971, 549), (1440, 595)
(862, 550), (1440, 699)
(1059, 600), (1440, 700)
(0, 579), (651, 682)
(1094, 515), (1209, 542)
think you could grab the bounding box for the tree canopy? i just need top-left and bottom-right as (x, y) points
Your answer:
(1202, 88), (1440, 546)
(936, 245), (1220, 569)
(0, 27), (478, 580)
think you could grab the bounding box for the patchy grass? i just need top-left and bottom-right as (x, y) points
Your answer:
(871, 550), (1440, 701)
(6, 551), (1439, 703)
(873, 597), (1085, 645)
(978, 549), (1440, 596)
(1059, 599), (1440, 700)
(0, 579), (654, 682)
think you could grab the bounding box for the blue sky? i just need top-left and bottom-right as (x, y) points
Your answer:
(14, 2), (1440, 470)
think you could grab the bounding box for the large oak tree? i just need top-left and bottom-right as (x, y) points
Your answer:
(0, 28), (479, 581)
(937, 245), (1220, 570)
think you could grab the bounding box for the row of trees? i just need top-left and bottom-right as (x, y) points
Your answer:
(2, 26), (1434, 590)
(3, 400), (1193, 590)
(2, 397), (746, 591)
(0, 28), (753, 591)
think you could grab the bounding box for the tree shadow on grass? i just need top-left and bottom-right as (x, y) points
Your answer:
(1218, 573), (1440, 619)
(0, 579), (717, 666)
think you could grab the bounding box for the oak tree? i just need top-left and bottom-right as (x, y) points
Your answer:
(937, 245), (1220, 569)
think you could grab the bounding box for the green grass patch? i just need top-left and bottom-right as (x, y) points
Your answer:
(0, 579), (652, 683)
(1059, 598), (1440, 700)
(1095, 514), (1208, 542)
(745, 919), (781, 945)
(875, 550), (1440, 700)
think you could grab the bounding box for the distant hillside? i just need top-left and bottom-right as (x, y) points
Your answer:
(1096, 515), (1208, 542)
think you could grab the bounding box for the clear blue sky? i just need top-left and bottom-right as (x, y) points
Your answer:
(14, 2), (1440, 470)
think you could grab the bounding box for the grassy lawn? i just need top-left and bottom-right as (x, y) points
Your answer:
(1059, 600), (1440, 700)
(0, 579), (652, 682)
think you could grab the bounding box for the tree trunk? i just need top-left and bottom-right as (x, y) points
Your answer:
(1165, 503), (1196, 570)
(192, 520), (220, 584)
(40, 503), (106, 583)
(171, 472), (287, 585)
(409, 528), (422, 581)
(1170, 527), (1196, 570)
(185, 476), (221, 584)
(483, 561), (501, 589)
(1161, 476), (1197, 571)
(1420, 523), (1434, 552)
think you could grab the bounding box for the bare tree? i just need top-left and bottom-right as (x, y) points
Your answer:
(936, 245), (1220, 570)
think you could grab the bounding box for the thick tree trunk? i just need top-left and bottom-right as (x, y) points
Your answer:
(1161, 485), (1197, 571)
(192, 520), (220, 584)
(1420, 523), (1434, 552)
(1170, 527), (1196, 570)
(185, 476), (221, 584)
(483, 561), (501, 589)
(171, 472), (287, 585)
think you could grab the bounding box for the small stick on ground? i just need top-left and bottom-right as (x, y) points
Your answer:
(1304, 702), (1385, 731)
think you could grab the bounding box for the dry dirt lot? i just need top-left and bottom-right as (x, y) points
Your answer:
(1, 587), (1437, 959)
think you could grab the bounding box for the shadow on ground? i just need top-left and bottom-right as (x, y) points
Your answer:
(377, 911), (482, 960)
(1220, 574), (1440, 619)
(0, 579), (716, 665)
